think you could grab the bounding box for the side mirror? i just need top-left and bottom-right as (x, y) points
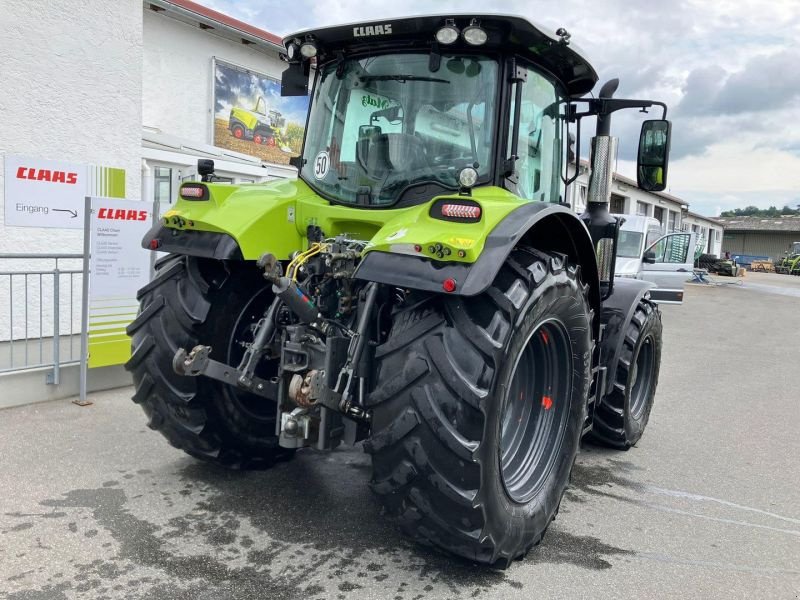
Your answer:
(281, 62), (310, 97)
(642, 250), (656, 264)
(637, 119), (671, 192)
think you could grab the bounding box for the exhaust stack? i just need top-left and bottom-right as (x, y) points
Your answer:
(581, 79), (621, 299)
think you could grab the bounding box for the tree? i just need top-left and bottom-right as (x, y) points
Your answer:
(720, 205), (799, 217)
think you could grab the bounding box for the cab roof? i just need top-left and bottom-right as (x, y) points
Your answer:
(283, 14), (599, 97)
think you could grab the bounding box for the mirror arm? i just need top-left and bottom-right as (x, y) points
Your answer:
(571, 99), (668, 120)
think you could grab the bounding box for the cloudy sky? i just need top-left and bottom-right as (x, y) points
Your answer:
(198, 0), (800, 216)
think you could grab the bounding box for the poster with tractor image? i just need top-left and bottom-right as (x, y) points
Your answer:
(213, 60), (308, 165)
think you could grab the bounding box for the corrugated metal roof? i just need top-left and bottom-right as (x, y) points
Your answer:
(714, 216), (800, 232)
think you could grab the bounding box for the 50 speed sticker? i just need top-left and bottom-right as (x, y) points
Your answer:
(313, 151), (329, 180)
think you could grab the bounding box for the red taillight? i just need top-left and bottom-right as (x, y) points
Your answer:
(442, 278), (457, 293)
(149, 238), (161, 250)
(180, 185), (207, 200)
(441, 203), (481, 219)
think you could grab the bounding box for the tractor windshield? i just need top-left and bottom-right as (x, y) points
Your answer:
(301, 53), (499, 206)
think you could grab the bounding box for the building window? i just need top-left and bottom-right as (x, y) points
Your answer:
(636, 201), (648, 216)
(653, 205), (664, 226)
(154, 167), (172, 209)
(668, 210), (678, 232)
(715, 229), (721, 242)
(610, 193), (625, 214)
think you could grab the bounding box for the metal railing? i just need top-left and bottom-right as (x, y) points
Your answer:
(0, 253), (84, 383)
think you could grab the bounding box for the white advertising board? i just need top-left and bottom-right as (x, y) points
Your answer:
(85, 196), (153, 368)
(4, 155), (126, 229)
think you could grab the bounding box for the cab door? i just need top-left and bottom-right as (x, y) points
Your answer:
(641, 231), (697, 304)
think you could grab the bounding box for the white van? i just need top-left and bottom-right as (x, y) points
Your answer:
(613, 214), (697, 304)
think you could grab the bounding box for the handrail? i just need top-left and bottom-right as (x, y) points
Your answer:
(1, 253), (85, 382)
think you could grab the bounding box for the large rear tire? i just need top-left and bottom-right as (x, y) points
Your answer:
(588, 299), (662, 449)
(366, 248), (593, 566)
(125, 255), (293, 469)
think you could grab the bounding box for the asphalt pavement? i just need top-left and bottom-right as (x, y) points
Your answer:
(1, 274), (799, 599)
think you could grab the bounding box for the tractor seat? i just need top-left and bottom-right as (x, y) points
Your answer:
(360, 133), (428, 178)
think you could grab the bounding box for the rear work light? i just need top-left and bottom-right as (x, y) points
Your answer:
(430, 199), (482, 223)
(179, 184), (208, 200)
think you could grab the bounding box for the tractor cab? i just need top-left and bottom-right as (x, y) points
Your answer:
(281, 15), (598, 207)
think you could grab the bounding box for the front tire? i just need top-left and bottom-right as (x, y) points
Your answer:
(588, 299), (662, 449)
(366, 248), (593, 566)
(125, 255), (293, 469)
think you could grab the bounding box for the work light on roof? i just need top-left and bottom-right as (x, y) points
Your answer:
(300, 38), (318, 58)
(435, 19), (459, 45)
(462, 20), (487, 46)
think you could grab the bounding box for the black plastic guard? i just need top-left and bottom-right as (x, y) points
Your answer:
(142, 225), (243, 260)
(598, 278), (654, 396)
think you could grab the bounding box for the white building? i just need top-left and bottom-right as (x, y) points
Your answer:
(0, 0), (294, 404)
(1, 0), (293, 260)
(142, 0), (296, 218)
(567, 161), (723, 256)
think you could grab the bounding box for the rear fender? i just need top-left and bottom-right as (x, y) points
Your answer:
(150, 180), (306, 260)
(355, 202), (601, 335)
(598, 278), (655, 396)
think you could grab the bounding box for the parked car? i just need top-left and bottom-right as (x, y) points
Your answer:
(614, 214), (697, 304)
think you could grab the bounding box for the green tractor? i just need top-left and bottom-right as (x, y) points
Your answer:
(775, 241), (800, 275)
(128, 15), (673, 566)
(228, 96), (285, 146)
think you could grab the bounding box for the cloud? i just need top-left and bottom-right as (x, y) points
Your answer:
(677, 49), (800, 117)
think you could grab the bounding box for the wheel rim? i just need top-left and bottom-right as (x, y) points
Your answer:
(233, 127), (243, 138)
(500, 320), (572, 504)
(224, 287), (277, 419)
(629, 336), (655, 420)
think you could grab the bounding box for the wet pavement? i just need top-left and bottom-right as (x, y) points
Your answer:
(1, 279), (799, 599)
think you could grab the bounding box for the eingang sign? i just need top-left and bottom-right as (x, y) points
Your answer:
(4, 155), (125, 229)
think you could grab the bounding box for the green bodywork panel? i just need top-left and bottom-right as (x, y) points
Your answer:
(164, 179), (534, 263)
